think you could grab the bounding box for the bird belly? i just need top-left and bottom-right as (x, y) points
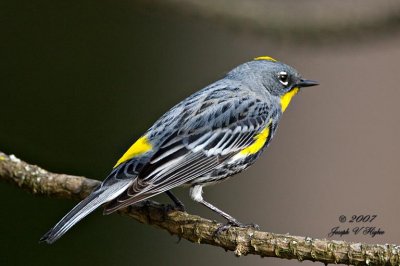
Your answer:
(185, 152), (260, 186)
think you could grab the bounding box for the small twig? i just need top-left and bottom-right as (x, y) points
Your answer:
(0, 151), (399, 265)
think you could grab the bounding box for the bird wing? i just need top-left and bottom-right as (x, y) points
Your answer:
(104, 88), (275, 214)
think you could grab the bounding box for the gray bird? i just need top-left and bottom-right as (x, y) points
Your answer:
(40, 56), (318, 244)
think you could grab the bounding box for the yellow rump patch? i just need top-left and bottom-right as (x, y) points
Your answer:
(114, 136), (152, 168)
(239, 121), (272, 156)
(254, 56), (277, 62)
(280, 87), (299, 112)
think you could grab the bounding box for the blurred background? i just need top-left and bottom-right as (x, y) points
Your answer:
(1, 0), (400, 265)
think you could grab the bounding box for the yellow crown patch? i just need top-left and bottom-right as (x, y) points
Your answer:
(254, 56), (277, 62)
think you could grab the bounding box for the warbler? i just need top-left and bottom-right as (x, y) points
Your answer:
(40, 56), (318, 244)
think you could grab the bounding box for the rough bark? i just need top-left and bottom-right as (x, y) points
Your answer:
(0, 151), (399, 265)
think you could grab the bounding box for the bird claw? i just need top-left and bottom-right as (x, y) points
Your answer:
(162, 203), (185, 213)
(247, 222), (260, 230)
(173, 204), (186, 212)
(213, 221), (260, 237)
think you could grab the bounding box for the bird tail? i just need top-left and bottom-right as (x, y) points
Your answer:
(39, 180), (131, 244)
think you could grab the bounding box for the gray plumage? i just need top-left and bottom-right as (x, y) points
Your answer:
(40, 58), (318, 244)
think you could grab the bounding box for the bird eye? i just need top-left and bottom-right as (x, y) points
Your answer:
(278, 71), (289, 86)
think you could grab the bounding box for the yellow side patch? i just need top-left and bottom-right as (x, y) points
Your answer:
(280, 87), (299, 112)
(254, 56), (277, 62)
(239, 122), (271, 156)
(114, 136), (152, 168)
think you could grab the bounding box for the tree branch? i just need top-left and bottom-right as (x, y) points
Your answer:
(0, 151), (399, 265)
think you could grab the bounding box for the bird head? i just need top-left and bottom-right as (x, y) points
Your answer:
(228, 56), (318, 112)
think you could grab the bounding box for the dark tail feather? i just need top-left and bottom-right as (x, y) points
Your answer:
(40, 180), (131, 244)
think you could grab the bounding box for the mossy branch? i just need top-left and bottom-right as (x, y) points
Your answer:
(0, 151), (399, 265)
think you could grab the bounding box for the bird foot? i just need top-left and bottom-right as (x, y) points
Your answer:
(162, 203), (186, 213)
(173, 203), (186, 212)
(213, 220), (260, 237)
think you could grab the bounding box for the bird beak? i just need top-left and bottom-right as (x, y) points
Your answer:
(296, 79), (319, 88)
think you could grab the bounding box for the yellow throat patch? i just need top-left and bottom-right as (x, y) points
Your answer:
(280, 87), (299, 112)
(114, 136), (152, 168)
(239, 121), (272, 156)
